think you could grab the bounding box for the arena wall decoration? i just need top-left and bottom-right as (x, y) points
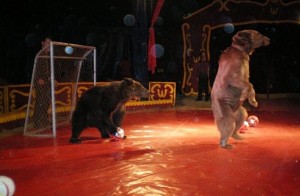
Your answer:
(0, 82), (176, 129)
(181, 0), (300, 96)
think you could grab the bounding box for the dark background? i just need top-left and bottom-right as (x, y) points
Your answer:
(210, 23), (300, 93)
(0, 0), (299, 93)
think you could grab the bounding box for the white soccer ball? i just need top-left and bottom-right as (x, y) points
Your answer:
(115, 127), (125, 139)
(239, 121), (249, 133)
(247, 115), (259, 127)
(241, 121), (249, 130)
(0, 176), (15, 196)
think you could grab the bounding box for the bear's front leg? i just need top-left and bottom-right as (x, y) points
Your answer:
(96, 123), (111, 139)
(248, 87), (258, 107)
(231, 106), (248, 140)
(70, 111), (86, 144)
(103, 117), (125, 141)
(69, 137), (82, 144)
(106, 106), (127, 140)
(70, 121), (85, 143)
(220, 141), (233, 149)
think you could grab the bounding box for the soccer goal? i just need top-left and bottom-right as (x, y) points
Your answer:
(24, 42), (96, 137)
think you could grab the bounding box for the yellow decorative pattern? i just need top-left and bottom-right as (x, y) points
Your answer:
(148, 82), (176, 106)
(77, 86), (90, 98)
(54, 86), (72, 106)
(0, 88), (3, 113)
(0, 81), (176, 125)
(126, 99), (173, 107)
(9, 89), (31, 112)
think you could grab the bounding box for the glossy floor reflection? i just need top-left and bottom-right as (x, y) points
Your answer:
(1, 106), (300, 195)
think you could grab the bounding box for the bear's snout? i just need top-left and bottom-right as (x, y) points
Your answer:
(253, 33), (270, 48)
(132, 87), (149, 100)
(262, 35), (270, 46)
(126, 80), (150, 101)
(141, 88), (150, 99)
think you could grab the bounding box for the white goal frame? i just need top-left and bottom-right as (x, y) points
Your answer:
(24, 41), (96, 138)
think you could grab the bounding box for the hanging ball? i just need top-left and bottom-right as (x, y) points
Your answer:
(247, 115), (259, 127)
(224, 23), (234, 34)
(64, 46), (74, 55)
(151, 44), (164, 58)
(123, 14), (135, 27)
(0, 176), (16, 196)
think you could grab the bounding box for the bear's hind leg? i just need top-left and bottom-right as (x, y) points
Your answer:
(231, 106), (248, 140)
(216, 115), (236, 149)
(70, 112), (86, 143)
(97, 123), (111, 139)
(70, 126), (85, 144)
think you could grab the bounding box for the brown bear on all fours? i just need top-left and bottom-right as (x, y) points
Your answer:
(70, 78), (149, 143)
(211, 30), (270, 149)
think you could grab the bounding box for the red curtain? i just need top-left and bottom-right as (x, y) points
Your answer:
(148, 0), (164, 74)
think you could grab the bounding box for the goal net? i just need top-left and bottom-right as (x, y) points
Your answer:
(24, 42), (96, 137)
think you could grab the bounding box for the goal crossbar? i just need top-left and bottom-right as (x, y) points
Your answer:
(24, 42), (96, 138)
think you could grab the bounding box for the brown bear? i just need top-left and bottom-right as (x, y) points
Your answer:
(70, 78), (149, 143)
(211, 30), (270, 149)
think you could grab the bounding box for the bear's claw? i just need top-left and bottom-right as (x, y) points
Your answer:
(109, 135), (127, 142)
(220, 140), (233, 149)
(220, 143), (233, 149)
(69, 138), (82, 144)
(231, 133), (243, 140)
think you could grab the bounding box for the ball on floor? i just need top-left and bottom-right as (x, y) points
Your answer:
(239, 121), (249, 133)
(115, 127), (125, 139)
(247, 115), (259, 127)
(0, 176), (15, 196)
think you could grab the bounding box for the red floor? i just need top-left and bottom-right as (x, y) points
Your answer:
(1, 107), (300, 195)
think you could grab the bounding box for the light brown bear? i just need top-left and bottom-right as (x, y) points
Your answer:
(211, 30), (270, 149)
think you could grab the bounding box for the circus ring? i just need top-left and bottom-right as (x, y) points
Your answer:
(1, 91), (300, 195)
(1, 1), (300, 193)
(1, 82), (300, 195)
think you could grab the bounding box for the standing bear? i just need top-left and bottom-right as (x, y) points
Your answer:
(70, 78), (149, 143)
(211, 30), (270, 149)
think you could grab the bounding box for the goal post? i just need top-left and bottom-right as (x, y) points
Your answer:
(24, 41), (96, 137)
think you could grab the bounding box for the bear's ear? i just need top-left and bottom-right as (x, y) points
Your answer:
(123, 77), (133, 86)
(233, 30), (253, 46)
(237, 31), (251, 38)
